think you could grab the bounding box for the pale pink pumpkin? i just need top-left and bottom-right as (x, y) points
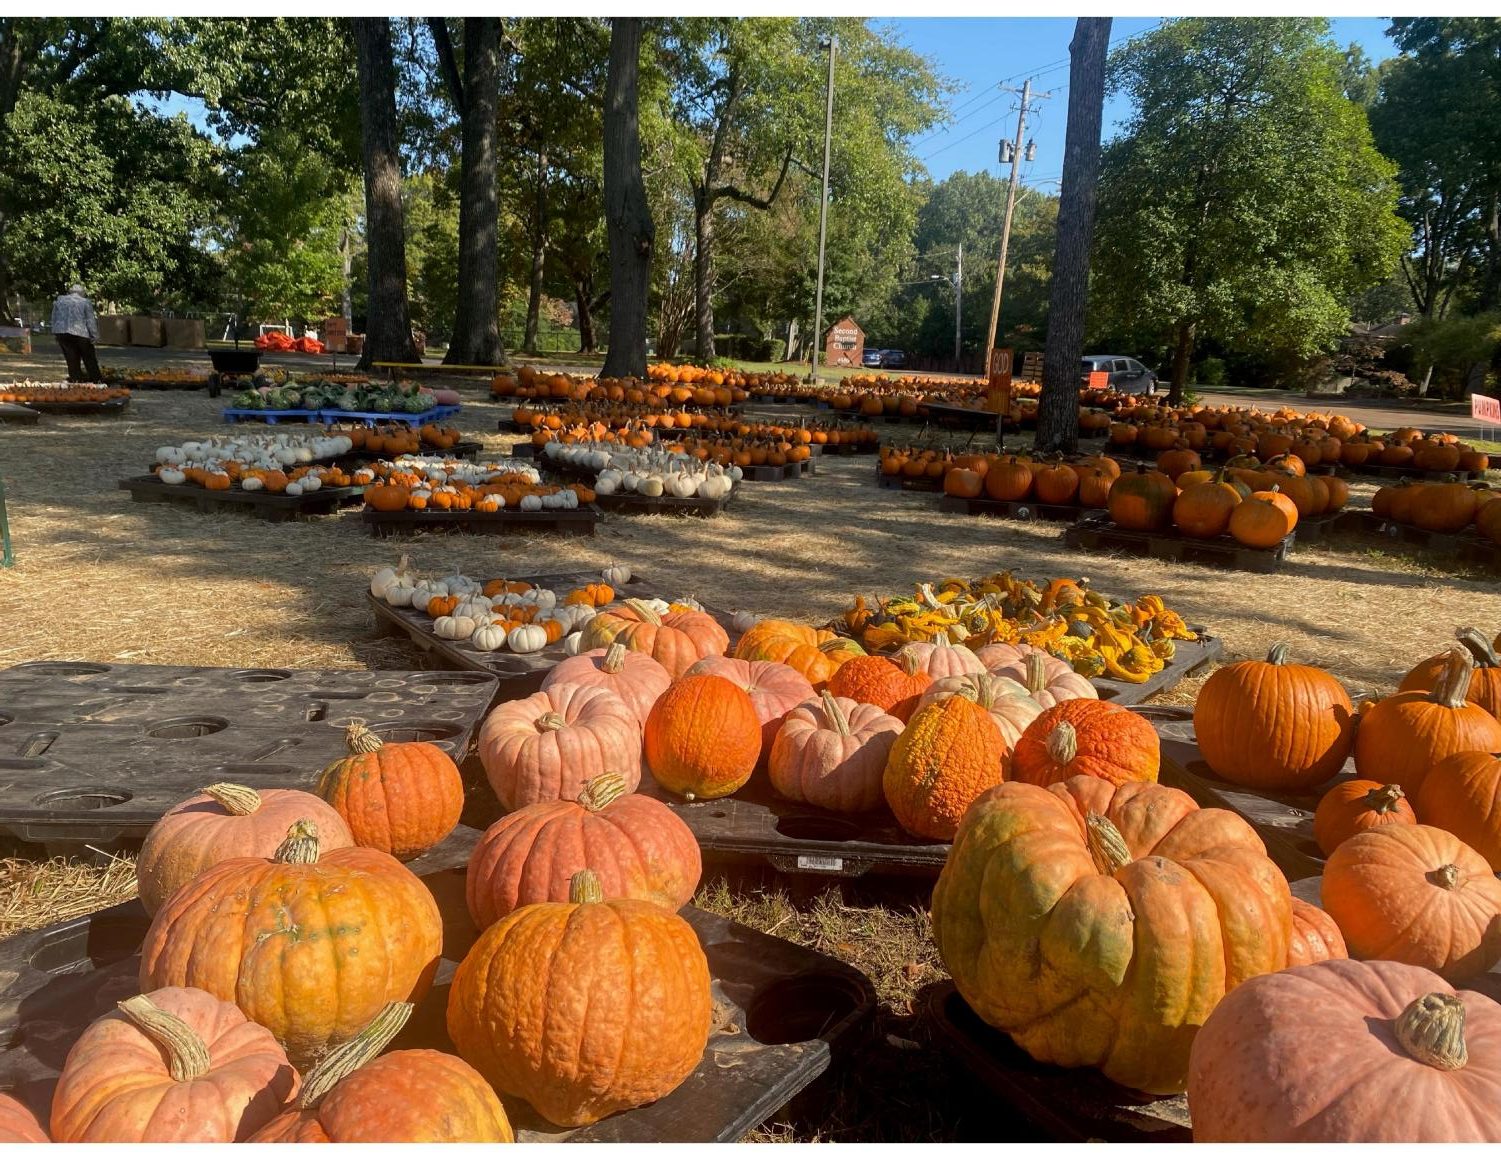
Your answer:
(976, 645), (1097, 708)
(477, 684), (642, 811)
(683, 655), (816, 765)
(898, 642), (987, 681)
(768, 692), (903, 813)
(0, 1094), (47, 1143)
(541, 642), (672, 729)
(914, 672), (1041, 762)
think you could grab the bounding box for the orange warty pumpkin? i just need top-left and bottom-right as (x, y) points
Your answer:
(1414, 751), (1501, 872)
(1010, 700), (1160, 787)
(1399, 627), (1501, 719)
(1313, 780), (1415, 856)
(446, 869), (712, 1127)
(644, 674), (761, 799)
(683, 655), (816, 765)
(1286, 897), (1348, 966)
(882, 693), (1009, 840)
(826, 651), (932, 723)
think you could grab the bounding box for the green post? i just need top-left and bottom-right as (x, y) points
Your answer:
(0, 479), (12, 567)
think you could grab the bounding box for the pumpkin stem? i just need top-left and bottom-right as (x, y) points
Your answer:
(569, 868), (604, 904)
(344, 718), (384, 754)
(273, 820), (321, 865)
(1363, 783), (1406, 814)
(578, 773), (629, 811)
(1394, 993), (1468, 1071)
(1046, 721), (1079, 765)
(1455, 627), (1500, 670)
(623, 597), (662, 626)
(897, 647), (923, 677)
(535, 712), (567, 732)
(1085, 813), (1132, 875)
(199, 783), (261, 816)
(1430, 648), (1476, 709)
(297, 1002), (414, 1109)
(1266, 643), (1291, 666)
(820, 690), (852, 737)
(602, 642), (629, 674)
(1023, 651), (1047, 696)
(1431, 863), (1462, 890)
(117, 994), (211, 1083)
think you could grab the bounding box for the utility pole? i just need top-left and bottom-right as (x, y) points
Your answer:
(953, 242), (963, 368)
(807, 34), (837, 382)
(983, 79), (1046, 375)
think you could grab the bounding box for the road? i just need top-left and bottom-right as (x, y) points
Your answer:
(1185, 386), (1497, 442)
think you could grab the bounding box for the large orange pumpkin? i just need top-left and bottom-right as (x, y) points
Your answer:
(446, 869), (712, 1127)
(136, 782), (353, 916)
(50, 987), (297, 1142)
(683, 655), (816, 764)
(1414, 751), (1501, 872)
(1172, 471), (1242, 538)
(882, 693), (1009, 840)
(644, 674), (761, 799)
(1312, 780), (1416, 857)
(1286, 897), (1348, 966)
(1193, 643), (1355, 791)
(1399, 627), (1501, 719)
(1228, 487), (1298, 548)
(316, 718), (463, 862)
(578, 599), (729, 677)
(1322, 824), (1501, 982)
(1189, 959), (1501, 1141)
(139, 821), (443, 1068)
(826, 651), (932, 722)
(1107, 466), (1177, 531)
(1010, 699), (1160, 787)
(932, 776), (1292, 1094)
(733, 619), (862, 688)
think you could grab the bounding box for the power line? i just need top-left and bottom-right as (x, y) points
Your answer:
(919, 113), (1012, 162)
(910, 89), (1008, 150)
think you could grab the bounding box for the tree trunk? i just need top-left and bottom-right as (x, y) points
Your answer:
(601, 17), (653, 379)
(352, 17), (420, 368)
(523, 146), (547, 353)
(1169, 319), (1195, 404)
(693, 189), (716, 361)
(339, 226), (353, 322)
(444, 18), (504, 366)
(1036, 18), (1111, 454)
(575, 274), (597, 353)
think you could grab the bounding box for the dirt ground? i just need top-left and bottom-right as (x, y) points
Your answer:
(1, 371), (1499, 1141)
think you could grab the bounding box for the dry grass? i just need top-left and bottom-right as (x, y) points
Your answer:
(0, 850), (138, 938)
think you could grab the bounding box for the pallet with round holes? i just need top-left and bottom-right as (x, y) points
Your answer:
(0, 661), (496, 844)
(0, 824), (877, 1143)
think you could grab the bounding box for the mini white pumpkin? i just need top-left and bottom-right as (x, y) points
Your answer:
(700, 474), (733, 501)
(520, 494), (543, 512)
(370, 555), (414, 599)
(507, 624), (548, 653)
(434, 614), (483, 640)
(384, 581), (417, 608)
(561, 631), (585, 656)
(602, 563), (632, 585)
(529, 589), (557, 611)
(470, 623), (509, 651)
(158, 467), (187, 485)
(300, 474), (322, 492)
(731, 610), (758, 634)
(637, 477), (665, 498)
(453, 599), (493, 620)
(237, 475), (262, 492)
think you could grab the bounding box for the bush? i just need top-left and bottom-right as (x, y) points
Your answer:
(1194, 357), (1227, 386)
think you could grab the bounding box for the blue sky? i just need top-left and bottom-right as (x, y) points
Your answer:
(886, 17), (1398, 185)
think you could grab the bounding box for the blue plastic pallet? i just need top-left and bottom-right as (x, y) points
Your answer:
(222, 404), (462, 427)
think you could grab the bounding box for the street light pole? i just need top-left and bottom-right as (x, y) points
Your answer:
(807, 34), (837, 382)
(953, 242), (963, 368)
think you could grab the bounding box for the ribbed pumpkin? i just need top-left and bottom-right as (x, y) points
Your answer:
(932, 776), (1292, 1094)
(1399, 627), (1501, 718)
(733, 619), (863, 688)
(1010, 700), (1160, 787)
(578, 599), (729, 677)
(1107, 466), (1176, 531)
(478, 683), (642, 811)
(1193, 643), (1355, 791)
(315, 719), (462, 862)
(912, 672), (1040, 747)
(1188, 960), (1501, 1141)
(1312, 780), (1416, 856)
(826, 651), (932, 723)
(898, 641), (987, 681)
(977, 645), (1098, 707)
(447, 869), (712, 1127)
(644, 674), (761, 800)
(883, 693), (1009, 840)
(139, 821), (443, 1068)
(768, 692), (903, 813)
(0, 1094), (47, 1143)
(1322, 824), (1501, 982)
(683, 655), (815, 762)
(1173, 470), (1242, 538)
(984, 455), (1033, 501)
(542, 642), (672, 729)
(1355, 648), (1501, 797)
(49, 988), (297, 1142)
(249, 1003), (512, 1143)
(466, 772), (701, 927)
(1229, 487), (1298, 548)
(1286, 898), (1348, 966)
(136, 783), (353, 916)
(1415, 751), (1501, 872)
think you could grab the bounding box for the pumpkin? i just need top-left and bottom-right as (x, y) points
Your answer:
(768, 692), (903, 813)
(977, 645), (1098, 707)
(1010, 700), (1160, 787)
(49, 987), (298, 1142)
(931, 776), (1292, 1094)
(643, 674), (761, 800)
(984, 455), (1034, 501)
(541, 641), (672, 729)
(446, 870), (712, 1127)
(682, 655), (816, 763)
(478, 684), (642, 811)
(1415, 751), (1501, 872)
(0, 1095), (47, 1143)
(466, 771), (700, 927)
(1034, 460), (1080, 504)
(1188, 959), (1501, 1141)
(315, 718), (462, 862)
(365, 483), (410, 512)
(1228, 487), (1298, 548)
(897, 640), (986, 680)
(249, 1003), (512, 1143)
(912, 671), (1041, 747)
(1313, 780), (1415, 856)
(1400, 627), (1501, 718)
(826, 651), (932, 723)
(1107, 465), (1177, 532)
(883, 693), (1010, 840)
(139, 821), (443, 1068)
(732, 619), (860, 687)
(1193, 643), (1355, 792)
(1355, 648), (1501, 797)
(1173, 471), (1242, 538)
(1286, 897), (1348, 966)
(136, 782), (354, 916)
(1322, 824), (1501, 982)
(579, 598), (728, 677)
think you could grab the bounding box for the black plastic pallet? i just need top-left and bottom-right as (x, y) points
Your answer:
(739, 459), (814, 482)
(1361, 515), (1501, 569)
(593, 490), (736, 518)
(118, 476), (366, 521)
(107, 378), (210, 391)
(0, 403), (40, 424)
(1286, 509), (1366, 544)
(1354, 463), (1487, 482)
(924, 982), (1191, 1142)
(875, 471), (943, 491)
(16, 398), (129, 416)
(1065, 512), (1291, 573)
(937, 495), (1089, 522)
(363, 505), (600, 537)
(0, 824), (876, 1144)
(0, 662), (496, 843)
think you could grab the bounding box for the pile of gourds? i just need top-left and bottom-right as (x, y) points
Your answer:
(359, 456), (591, 513)
(230, 378), (449, 415)
(152, 432), (360, 493)
(0, 381), (129, 402)
(541, 442), (738, 500)
(1373, 476), (1501, 543)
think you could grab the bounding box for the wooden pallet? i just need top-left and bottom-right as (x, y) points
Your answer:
(1353, 463), (1487, 482)
(363, 505), (600, 537)
(117, 476), (366, 521)
(937, 495), (1088, 522)
(593, 490), (736, 518)
(1065, 513), (1291, 573)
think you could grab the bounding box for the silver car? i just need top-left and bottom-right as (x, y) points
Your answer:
(1082, 354), (1158, 395)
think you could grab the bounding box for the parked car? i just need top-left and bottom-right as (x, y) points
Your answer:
(1081, 354), (1157, 395)
(862, 347), (885, 368)
(880, 349), (906, 369)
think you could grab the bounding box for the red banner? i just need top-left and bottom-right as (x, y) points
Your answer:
(1472, 393), (1501, 424)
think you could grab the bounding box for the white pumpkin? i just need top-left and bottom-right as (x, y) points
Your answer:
(665, 473), (698, 499)
(700, 474), (733, 501)
(594, 475), (619, 496)
(561, 631), (586, 656)
(384, 581), (417, 608)
(638, 477), (665, 498)
(529, 589), (557, 611)
(453, 600), (493, 620)
(731, 610), (758, 634)
(673, 595), (705, 611)
(602, 563), (632, 585)
(370, 555), (413, 599)
(434, 614), (483, 640)
(520, 494), (543, 512)
(238, 476), (264, 492)
(507, 624), (548, 653)
(470, 623), (509, 652)
(158, 468), (187, 485)
(300, 474), (322, 492)
(559, 489), (579, 509)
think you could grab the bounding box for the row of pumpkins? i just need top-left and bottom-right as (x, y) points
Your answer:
(492, 365), (752, 408)
(153, 432), (355, 469)
(362, 459), (592, 514)
(335, 421), (466, 455)
(540, 443), (739, 500)
(0, 381), (128, 402)
(1373, 477), (1501, 542)
(516, 400), (877, 447)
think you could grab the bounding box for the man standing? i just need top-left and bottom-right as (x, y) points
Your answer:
(51, 283), (103, 382)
